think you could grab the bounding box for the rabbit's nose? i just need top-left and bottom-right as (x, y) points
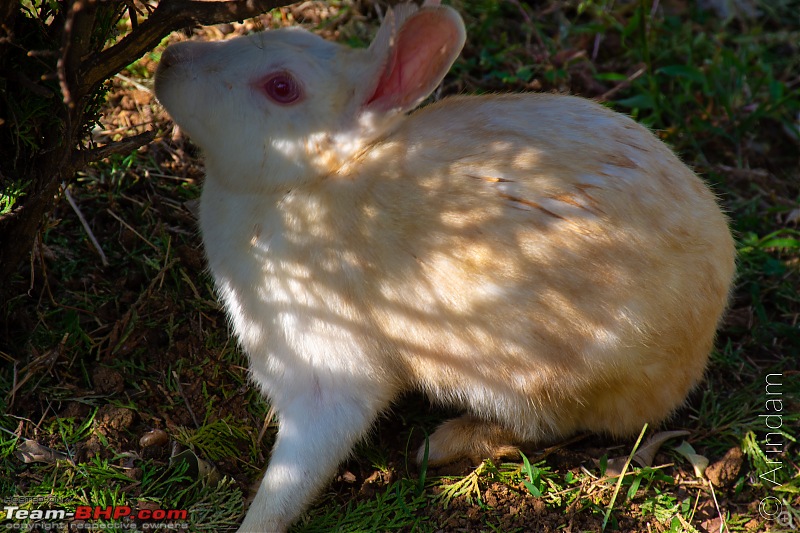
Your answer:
(159, 48), (177, 70)
(159, 46), (188, 70)
(159, 41), (206, 71)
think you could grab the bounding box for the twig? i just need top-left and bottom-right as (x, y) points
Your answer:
(650, 0), (661, 18)
(592, 33), (603, 61)
(714, 164), (770, 180)
(172, 370), (200, 428)
(57, 0), (80, 107)
(62, 183), (109, 267)
(594, 66), (647, 103)
(106, 207), (159, 251)
(179, 268), (201, 299)
(73, 130), (156, 167)
(257, 406), (276, 443)
(6, 335), (68, 409)
(507, 0), (533, 25)
(115, 72), (152, 93)
(58, 0), (99, 107)
(708, 481), (730, 533)
(686, 485), (702, 523)
(10, 71), (54, 99)
(9, 361), (18, 409)
(160, 235), (172, 291)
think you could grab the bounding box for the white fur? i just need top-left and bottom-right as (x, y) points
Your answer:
(154, 3), (736, 532)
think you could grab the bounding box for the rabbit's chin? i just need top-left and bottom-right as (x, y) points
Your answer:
(198, 136), (331, 196)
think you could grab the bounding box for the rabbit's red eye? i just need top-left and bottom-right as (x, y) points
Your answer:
(263, 73), (301, 104)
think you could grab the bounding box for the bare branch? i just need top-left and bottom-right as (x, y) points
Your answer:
(73, 130), (157, 166)
(62, 184), (109, 267)
(58, 0), (100, 107)
(76, 0), (294, 96)
(594, 65), (647, 104)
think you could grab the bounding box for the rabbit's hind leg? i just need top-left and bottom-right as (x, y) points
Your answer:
(417, 415), (520, 466)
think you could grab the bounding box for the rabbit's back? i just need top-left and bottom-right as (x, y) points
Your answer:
(281, 93), (736, 438)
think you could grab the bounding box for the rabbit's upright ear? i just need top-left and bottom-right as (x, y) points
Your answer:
(362, 3), (466, 115)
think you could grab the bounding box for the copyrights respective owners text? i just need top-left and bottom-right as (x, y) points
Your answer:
(2, 500), (189, 531)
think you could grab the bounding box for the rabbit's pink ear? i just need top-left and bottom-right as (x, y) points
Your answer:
(364, 5), (465, 114)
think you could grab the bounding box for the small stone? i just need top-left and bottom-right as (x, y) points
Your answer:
(706, 446), (744, 488)
(92, 366), (125, 395)
(96, 405), (135, 431)
(139, 428), (169, 448)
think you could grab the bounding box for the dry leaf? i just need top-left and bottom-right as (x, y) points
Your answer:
(673, 440), (709, 478)
(170, 448), (222, 485)
(606, 430), (690, 476)
(14, 439), (70, 465)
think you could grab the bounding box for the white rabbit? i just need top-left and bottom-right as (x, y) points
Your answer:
(154, 2), (736, 531)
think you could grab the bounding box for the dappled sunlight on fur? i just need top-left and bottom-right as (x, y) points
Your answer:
(154, 2), (736, 531)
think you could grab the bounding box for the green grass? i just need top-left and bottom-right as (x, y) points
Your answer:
(1, 0), (799, 531)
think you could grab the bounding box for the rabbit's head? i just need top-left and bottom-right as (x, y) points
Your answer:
(155, 2), (466, 193)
